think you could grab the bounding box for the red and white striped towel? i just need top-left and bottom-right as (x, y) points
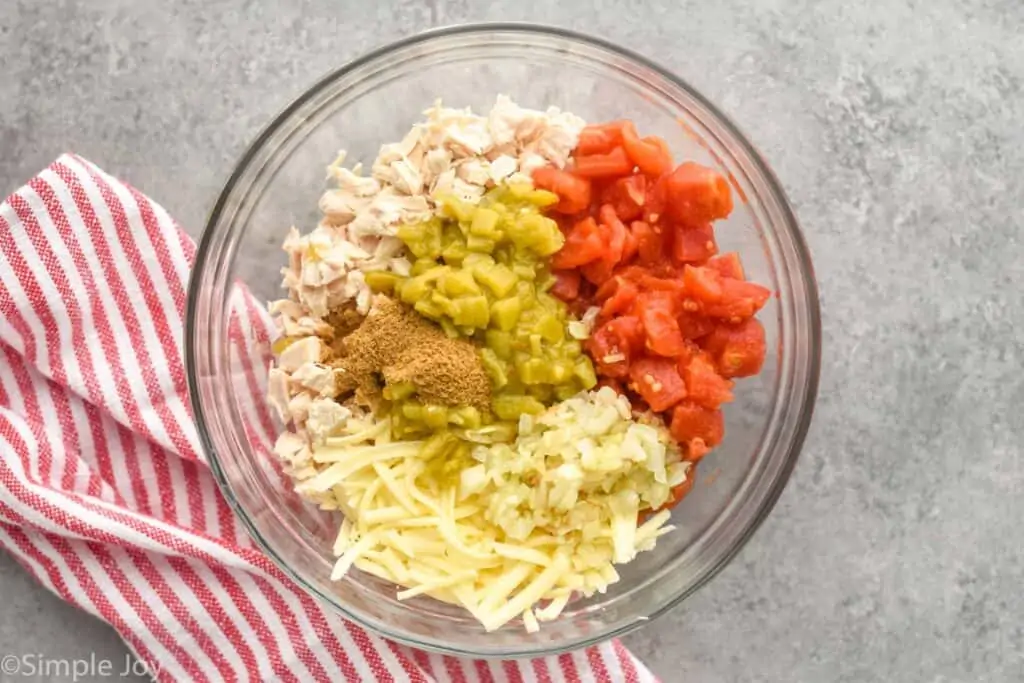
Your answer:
(0, 155), (658, 683)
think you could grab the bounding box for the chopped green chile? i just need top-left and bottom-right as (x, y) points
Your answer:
(492, 395), (546, 421)
(364, 271), (401, 293)
(383, 379), (491, 438)
(390, 184), (598, 428)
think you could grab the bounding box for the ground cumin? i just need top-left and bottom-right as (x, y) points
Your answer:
(322, 303), (365, 359)
(327, 296), (491, 411)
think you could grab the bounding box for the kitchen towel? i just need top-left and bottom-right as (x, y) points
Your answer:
(0, 154), (658, 683)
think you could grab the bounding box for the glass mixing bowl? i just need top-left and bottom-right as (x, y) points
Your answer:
(186, 23), (820, 658)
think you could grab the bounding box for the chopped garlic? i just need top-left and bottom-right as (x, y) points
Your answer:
(567, 306), (602, 340)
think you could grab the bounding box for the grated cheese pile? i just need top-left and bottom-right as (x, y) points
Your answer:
(280, 387), (687, 632)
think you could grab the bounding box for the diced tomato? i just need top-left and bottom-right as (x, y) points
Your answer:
(603, 316), (646, 354)
(645, 321), (687, 357)
(621, 122), (674, 176)
(664, 162), (734, 225)
(634, 289), (679, 318)
(683, 265), (724, 303)
(550, 270), (581, 301)
(677, 311), (715, 339)
(708, 252), (745, 280)
(551, 217), (605, 269)
(636, 291), (687, 357)
(644, 137), (674, 173)
(647, 261), (688, 279)
(672, 223), (718, 264)
(645, 276), (687, 295)
(621, 229), (639, 263)
(599, 278), (639, 318)
(681, 353), (734, 408)
(532, 167), (591, 215)
(615, 265), (649, 284)
(601, 175), (647, 221)
(576, 121), (626, 156)
(613, 264), (685, 296)
(580, 258), (614, 284)
(590, 354), (630, 379)
(555, 120), (771, 458)
(644, 175), (669, 224)
(671, 338), (702, 367)
(639, 274), (687, 296)
(700, 323), (729, 358)
(686, 438), (711, 461)
(670, 402), (725, 450)
(702, 279), (772, 320)
(598, 204), (628, 265)
(588, 325), (629, 379)
(703, 319), (767, 378)
(570, 281), (597, 314)
(594, 275), (621, 303)
(632, 220), (669, 264)
(588, 316), (645, 378)
(579, 208), (628, 285)
(581, 208), (618, 282)
(573, 146), (635, 178)
(628, 356), (687, 412)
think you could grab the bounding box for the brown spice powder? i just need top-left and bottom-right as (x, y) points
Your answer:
(322, 303), (366, 360)
(329, 297), (491, 411)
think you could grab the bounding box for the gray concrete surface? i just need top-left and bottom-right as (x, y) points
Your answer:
(2, 0), (1023, 681)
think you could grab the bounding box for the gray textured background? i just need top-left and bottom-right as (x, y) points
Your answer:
(2, 0), (1023, 681)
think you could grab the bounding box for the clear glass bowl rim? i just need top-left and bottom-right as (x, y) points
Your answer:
(186, 21), (822, 657)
